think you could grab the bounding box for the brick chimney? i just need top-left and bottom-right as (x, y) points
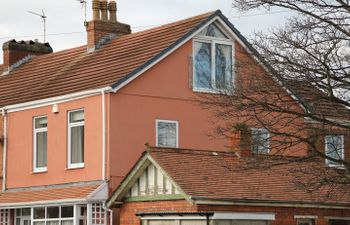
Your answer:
(86, 0), (131, 52)
(228, 129), (252, 157)
(2, 40), (53, 74)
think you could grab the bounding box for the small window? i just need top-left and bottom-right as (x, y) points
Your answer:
(325, 135), (344, 166)
(193, 24), (233, 93)
(156, 120), (178, 148)
(251, 128), (270, 154)
(33, 116), (48, 172)
(297, 219), (315, 225)
(68, 110), (85, 168)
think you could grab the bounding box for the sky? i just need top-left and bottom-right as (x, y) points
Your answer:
(0, 0), (292, 64)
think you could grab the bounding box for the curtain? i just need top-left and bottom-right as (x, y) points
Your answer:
(71, 126), (84, 164)
(215, 44), (232, 89)
(194, 42), (212, 89)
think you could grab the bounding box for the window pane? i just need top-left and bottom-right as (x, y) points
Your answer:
(15, 209), (21, 217)
(252, 128), (270, 154)
(70, 126), (84, 164)
(215, 44), (232, 90)
(36, 132), (47, 168)
(47, 221), (59, 225)
(34, 208), (45, 219)
(326, 135), (344, 165)
(181, 220), (206, 225)
(148, 221), (175, 225)
(157, 122), (177, 148)
(22, 209), (30, 216)
(62, 221), (74, 225)
(199, 24), (228, 39)
(47, 207), (59, 219)
(194, 42), (212, 89)
(35, 117), (47, 129)
(70, 110), (84, 123)
(34, 222), (45, 225)
(61, 206), (74, 218)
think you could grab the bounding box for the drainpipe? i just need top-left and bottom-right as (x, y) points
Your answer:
(103, 203), (113, 225)
(2, 108), (7, 192)
(101, 87), (111, 181)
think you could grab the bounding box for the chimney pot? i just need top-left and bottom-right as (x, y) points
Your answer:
(92, 0), (101, 21)
(109, 1), (117, 22)
(100, 0), (108, 21)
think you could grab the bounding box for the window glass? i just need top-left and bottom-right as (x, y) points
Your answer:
(34, 208), (45, 219)
(194, 42), (212, 89)
(70, 110), (84, 123)
(148, 221), (176, 225)
(35, 117), (48, 129)
(325, 135), (344, 166)
(215, 44), (232, 89)
(70, 126), (84, 164)
(157, 121), (178, 148)
(199, 24), (228, 39)
(61, 206), (74, 218)
(252, 128), (270, 154)
(47, 207), (59, 219)
(22, 209), (30, 216)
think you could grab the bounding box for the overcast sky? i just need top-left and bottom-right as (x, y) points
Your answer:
(0, 0), (291, 64)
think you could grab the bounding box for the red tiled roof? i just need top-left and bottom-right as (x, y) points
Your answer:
(148, 147), (350, 205)
(0, 184), (99, 205)
(0, 11), (215, 107)
(286, 80), (350, 120)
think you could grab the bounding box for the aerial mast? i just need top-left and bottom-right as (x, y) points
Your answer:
(28, 10), (47, 42)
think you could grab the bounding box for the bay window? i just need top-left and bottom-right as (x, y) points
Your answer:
(68, 110), (85, 168)
(33, 116), (48, 172)
(193, 23), (233, 92)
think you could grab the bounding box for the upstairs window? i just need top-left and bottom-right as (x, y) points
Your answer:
(325, 135), (344, 166)
(33, 116), (48, 172)
(156, 120), (178, 148)
(251, 128), (270, 154)
(193, 23), (233, 92)
(68, 110), (85, 168)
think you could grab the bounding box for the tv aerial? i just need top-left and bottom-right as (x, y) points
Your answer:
(76, 0), (88, 27)
(28, 10), (47, 43)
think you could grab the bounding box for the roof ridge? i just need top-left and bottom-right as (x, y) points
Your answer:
(148, 146), (236, 157)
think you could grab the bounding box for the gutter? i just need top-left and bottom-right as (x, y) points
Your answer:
(1, 109), (7, 192)
(190, 196), (350, 209)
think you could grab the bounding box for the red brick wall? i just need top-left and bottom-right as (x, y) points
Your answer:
(119, 200), (350, 225)
(0, 114), (3, 187)
(119, 200), (198, 225)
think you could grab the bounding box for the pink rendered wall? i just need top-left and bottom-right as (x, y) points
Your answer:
(6, 95), (103, 189)
(107, 39), (307, 189)
(108, 40), (229, 188)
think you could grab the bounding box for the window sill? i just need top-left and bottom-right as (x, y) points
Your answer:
(193, 87), (235, 95)
(32, 168), (47, 174)
(66, 163), (85, 170)
(325, 164), (345, 170)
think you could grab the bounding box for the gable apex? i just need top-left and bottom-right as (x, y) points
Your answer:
(106, 150), (187, 207)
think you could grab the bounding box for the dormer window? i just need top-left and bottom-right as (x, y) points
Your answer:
(325, 135), (344, 167)
(193, 23), (234, 93)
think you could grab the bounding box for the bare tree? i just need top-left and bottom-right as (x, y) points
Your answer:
(198, 0), (350, 195)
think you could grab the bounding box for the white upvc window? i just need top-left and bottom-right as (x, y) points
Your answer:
(0, 209), (10, 225)
(32, 206), (74, 225)
(156, 120), (179, 148)
(193, 23), (234, 93)
(325, 135), (344, 167)
(68, 109), (85, 169)
(251, 128), (270, 154)
(15, 208), (31, 225)
(33, 116), (48, 173)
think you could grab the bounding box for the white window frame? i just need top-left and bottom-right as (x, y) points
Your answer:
(33, 116), (48, 173)
(325, 135), (344, 167)
(156, 120), (179, 148)
(251, 128), (270, 154)
(31, 205), (75, 225)
(68, 109), (85, 169)
(192, 23), (235, 93)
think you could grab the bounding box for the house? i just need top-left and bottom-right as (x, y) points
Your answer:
(107, 147), (350, 225)
(0, 1), (348, 225)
